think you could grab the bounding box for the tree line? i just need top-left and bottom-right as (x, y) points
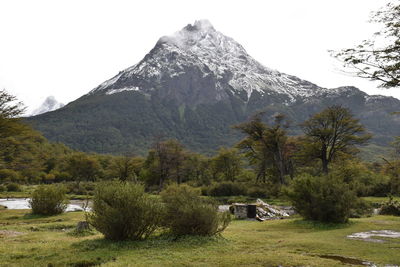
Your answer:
(0, 89), (399, 197)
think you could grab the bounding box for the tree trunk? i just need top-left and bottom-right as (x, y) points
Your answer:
(158, 177), (164, 192)
(321, 157), (329, 174)
(321, 146), (329, 174)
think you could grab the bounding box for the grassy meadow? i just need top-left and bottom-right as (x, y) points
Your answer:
(1, 207), (399, 267)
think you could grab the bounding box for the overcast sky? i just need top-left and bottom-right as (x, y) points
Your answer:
(0, 0), (398, 113)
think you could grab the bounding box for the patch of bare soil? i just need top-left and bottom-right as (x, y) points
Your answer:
(0, 230), (24, 238)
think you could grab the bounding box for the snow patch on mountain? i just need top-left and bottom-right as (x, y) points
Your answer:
(106, 87), (140, 95)
(31, 96), (64, 116)
(365, 94), (390, 103)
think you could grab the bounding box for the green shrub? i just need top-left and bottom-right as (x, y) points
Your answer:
(330, 160), (391, 197)
(53, 171), (71, 182)
(6, 183), (22, 192)
(200, 186), (210, 196)
(208, 182), (247, 197)
(380, 196), (400, 216)
(350, 198), (373, 218)
(247, 186), (268, 198)
(390, 175), (400, 195)
(368, 182), (391, 197)
(66, 182), (96, 195)
(288, 173), (357, 223)
(0, 169), (20, 183)
(89, 181), (162, 241)
(29, 185), (67, 215)
(0, 185), (6, 192)
(161, 184), (231, 236)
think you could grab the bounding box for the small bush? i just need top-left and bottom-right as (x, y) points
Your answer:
(368, 182), (391, 197)
(89, 181), (162, 241)
(350, 198), (373, 218)
(200, 186), (209, 196)
(330, 160), (391, 197)
(6, 183), (22, 192)
(390, 175), (400, 195)
(0, 185), (6, 192)
(0, 169), (20, 183)
(247, 186), (268, 198)
(161, 184), (231, 236)
(208, 182), (247, 197)
(288, 173), (357, 223)
(29, 185), (67, 215)
(66, 182), (96, 195)
(380, 196), (400, 216)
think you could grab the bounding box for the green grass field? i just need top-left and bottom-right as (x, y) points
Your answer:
(363, 196), (400, 205)
(0, 209), (399, 267)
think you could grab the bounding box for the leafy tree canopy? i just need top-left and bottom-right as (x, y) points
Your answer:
(332, 1), (400, 88)
(0, 89), (28, 139)
(301, 105), (371, 174)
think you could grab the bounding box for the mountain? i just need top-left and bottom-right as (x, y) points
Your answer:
(30, 96), (64, 116)
(28, 20), (400, 155)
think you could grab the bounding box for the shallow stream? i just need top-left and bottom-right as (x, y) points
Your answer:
(0, 198), (90, 212)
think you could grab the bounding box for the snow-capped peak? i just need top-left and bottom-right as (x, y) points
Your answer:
(90, 20), (326, 102)
(192, 19), (215, 31)
(157, 19), (247, 58)
(158, 19), (216, 47)
(31, 96), (64, 116)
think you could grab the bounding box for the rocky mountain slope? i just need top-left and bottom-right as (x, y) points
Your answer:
(28, 20), (400, 154)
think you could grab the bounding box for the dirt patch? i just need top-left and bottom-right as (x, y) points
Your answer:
(0, 230), (24, 238)
(319, 255), (374, 266)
